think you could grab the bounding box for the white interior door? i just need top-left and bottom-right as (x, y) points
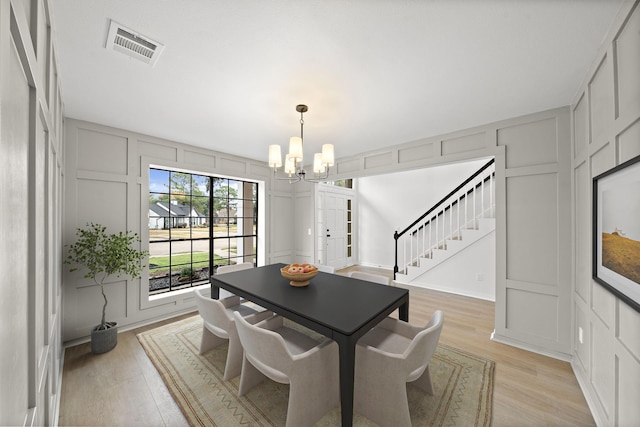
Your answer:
(325, 192), (347, 268)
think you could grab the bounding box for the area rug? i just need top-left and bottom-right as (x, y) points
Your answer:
(137, 315), (494, 426)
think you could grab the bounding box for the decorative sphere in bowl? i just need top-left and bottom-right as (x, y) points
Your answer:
(281, 263), (319, 287)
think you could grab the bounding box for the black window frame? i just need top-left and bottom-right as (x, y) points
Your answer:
(148, 169), (259, 295)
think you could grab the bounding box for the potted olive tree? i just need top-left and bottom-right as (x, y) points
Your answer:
(65, 223), (148, 354)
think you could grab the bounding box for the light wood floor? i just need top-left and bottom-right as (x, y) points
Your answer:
(58, 266), (594, 426)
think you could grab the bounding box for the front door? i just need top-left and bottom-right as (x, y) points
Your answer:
(325, 192), (347, 268)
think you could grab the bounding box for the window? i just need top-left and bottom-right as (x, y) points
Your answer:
(148, 169), (258, 295)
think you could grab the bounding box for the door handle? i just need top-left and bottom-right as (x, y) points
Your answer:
(326, 229), (330, 238)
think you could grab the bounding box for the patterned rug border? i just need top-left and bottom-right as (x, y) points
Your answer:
(138, 315), (494, 426)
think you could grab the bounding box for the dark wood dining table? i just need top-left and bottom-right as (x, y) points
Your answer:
(210, 263), (409, 427)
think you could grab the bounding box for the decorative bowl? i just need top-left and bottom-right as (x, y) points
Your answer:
(281, 264), (318, 287)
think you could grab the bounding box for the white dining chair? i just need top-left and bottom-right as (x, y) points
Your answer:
(354, 310), (444, 427)
(233, 312), (339, 427)
(193, 288), (272, 380)
(216, 261), (254, 274)
(348, 271), (391, 285)
(216, 261), (255, 299)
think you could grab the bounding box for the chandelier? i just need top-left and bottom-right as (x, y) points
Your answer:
(268, 104), (335, 183)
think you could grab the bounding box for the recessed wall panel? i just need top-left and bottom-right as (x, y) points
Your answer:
(591, 319), (614, 417)
(506, 289), (558, 340)
(220, 157), (246, 174)
(337, 158), (360, 175)
(1, 34), (31, 426)
(139, 140), (177, 162)
(364, 151), (392, 169)
(271, 195), (293, 253)
(590, 143), (614, 177)
(75, 280), (127, 326)
(618, 119), (640, 163)
(76, 180), (127, 232)
(498, 118), (557, 168)
(618, 347), (640, 426)
(506, 173), (558, 285)
(184, 150), (216, 168)
(589, 57), (614, 146)
(574, 95), (588, 159)
(398, 142), (433, 164)
(615, 5), (640, 122)
(575, 305), (589, 371)
(592, 281), (615, 328)
(575, 163), (590, 301)
(441, 132), (485, 156)
(77, 129), (127, 174)
(618, 301), (640, 357)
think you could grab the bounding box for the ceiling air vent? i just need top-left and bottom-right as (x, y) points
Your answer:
(105, 20), (164, 67)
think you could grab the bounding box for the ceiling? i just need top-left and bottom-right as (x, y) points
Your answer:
(50, 0), (622, 164)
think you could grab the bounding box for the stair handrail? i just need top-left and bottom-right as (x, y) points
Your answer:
(394, 158), (495, 278)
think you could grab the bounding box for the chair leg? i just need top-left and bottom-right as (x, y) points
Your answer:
(223, 330), (243, 381)
(286, 378), (338, 427)
(238, 356), (267, 397)
(199, 327), (226, 355)
(411, 365), (434, 395)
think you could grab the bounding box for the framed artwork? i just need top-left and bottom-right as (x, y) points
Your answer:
(592, 153), (640, 313)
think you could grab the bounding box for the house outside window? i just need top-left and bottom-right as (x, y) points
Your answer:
(148, 169), (258, 295)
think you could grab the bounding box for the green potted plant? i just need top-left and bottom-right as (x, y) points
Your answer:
(65, 223), (148, 354)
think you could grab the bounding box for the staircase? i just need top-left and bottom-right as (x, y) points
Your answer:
(394, 159), (495, 284)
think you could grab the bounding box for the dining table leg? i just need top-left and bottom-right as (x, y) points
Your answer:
(336, 335), (355, 427)
(399, 299), (409, 321)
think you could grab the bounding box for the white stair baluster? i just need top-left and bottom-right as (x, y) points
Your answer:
(481, 172), (485, 217)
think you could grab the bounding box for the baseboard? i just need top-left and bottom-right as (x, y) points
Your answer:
(396, 281), (495, 302)
(571, 360), (604, 427)
(52, 347), (65, 427)
(62, 309), (198, 348)
(357, 262), (394, 270)
(490, 331), (572, 362)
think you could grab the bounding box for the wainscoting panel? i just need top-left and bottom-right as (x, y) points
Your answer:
(505, 173), (559, 286)
(65, 119), (281, 341)
(75, 280), (127, 331)
(571, 3), (640, 425)
(77, 128), (128, 174)
(364, 151), (393, 170)
(617, 345), (640, 425)
(617, 118), (640, 163)
(573, 94), (588, 159)
(615, 5), (640, 126)
(139, 140), (178, 165)
(183, 149), (216, 168)
(397, 141), (434, 164)
(589, 142), (614, 177)
(588, 56), (614, 146)
(590, 317), (615, 418)
(574, 304), (590, 372)
(441, 132), (485, 156)
(574, 162), (590, 302)
(619, 301), (640, 356)
(505, 289), (558, 340)
(76, 179), (128, 231)
(498, 118), (558, 168)
(0, 1), (65, 425)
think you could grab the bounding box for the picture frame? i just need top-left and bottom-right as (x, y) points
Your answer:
(592, 153), (640, 313)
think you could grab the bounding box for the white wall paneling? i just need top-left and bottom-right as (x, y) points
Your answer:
(571, 1), (640, 425)
(294, 105), (573, 359)
(63, 119), (280, 341)
(0, 0), (65, 425)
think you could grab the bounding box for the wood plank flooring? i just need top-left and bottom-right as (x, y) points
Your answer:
(58, 266), (594, 426)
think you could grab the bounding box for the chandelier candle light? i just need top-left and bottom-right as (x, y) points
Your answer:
(268, 104), (334, 183)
